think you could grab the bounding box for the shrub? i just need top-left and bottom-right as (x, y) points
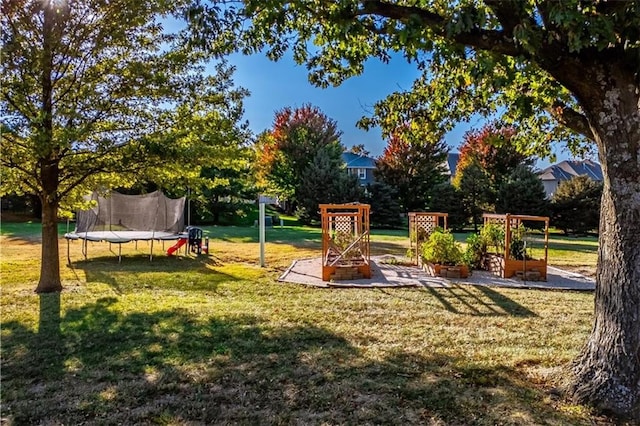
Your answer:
(480, 223), (505, 254)
(464, 233), (486, 269)
(421, 228), (463, 265)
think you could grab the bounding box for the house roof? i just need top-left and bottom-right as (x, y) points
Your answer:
(341, 152), (376, 168)
(445, 152), (460, 176)
(538, 159), (603, 182)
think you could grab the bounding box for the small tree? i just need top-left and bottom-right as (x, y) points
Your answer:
(295, 146), (363, 225)
(375, 132), (448, 213)
(552, 176), (602, 235)
(455, 124), (534, 191)
(365, 182), (403, 228)
(456, 162), (493, 232)
(1, 0), (248, 293)
(255, 104), (346, 216)
(195, 157), (258, 225)
(496, 165), (549, 217)
(428, 183), (467, 231)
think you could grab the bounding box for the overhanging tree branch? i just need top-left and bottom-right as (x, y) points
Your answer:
(548, 101), (594, 141)
(354, 0), (524, 57)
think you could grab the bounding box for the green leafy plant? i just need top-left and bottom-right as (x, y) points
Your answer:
(421, 228), (463, 266)
(509, 224), (529, 260)
(332, 229), (359, 259)
(480, 223), (505, 255)
(464, 233), (486, 269)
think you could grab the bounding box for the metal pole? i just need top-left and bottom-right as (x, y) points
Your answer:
(259, 202), (266, 267)
(187, 187), (191, 228)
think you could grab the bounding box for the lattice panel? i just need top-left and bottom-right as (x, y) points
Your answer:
(415, 215), (438, 237)
(485, 217), (505, 226)
(333, 215), (354, 234)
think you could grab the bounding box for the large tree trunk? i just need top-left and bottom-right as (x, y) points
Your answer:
(35, 189), (62, 293)
(567, 67), (640, 418)
(34, 3), (62, 294)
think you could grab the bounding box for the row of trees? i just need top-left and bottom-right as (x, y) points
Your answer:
(250, 106), (601, 234)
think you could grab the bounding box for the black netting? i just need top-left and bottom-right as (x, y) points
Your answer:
(74, 191), (185, 234)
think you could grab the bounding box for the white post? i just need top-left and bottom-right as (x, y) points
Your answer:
(259, 201), (266, 267)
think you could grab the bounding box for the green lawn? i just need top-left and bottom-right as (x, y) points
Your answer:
(1, 223), (615, 425)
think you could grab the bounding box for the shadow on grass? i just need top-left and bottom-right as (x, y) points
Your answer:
(394, 284), (538, 318)
(1, 296), (588, 425)
(69, 255), (234, 294)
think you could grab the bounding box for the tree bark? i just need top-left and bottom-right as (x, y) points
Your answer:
(35, 3), (62, 294)
(36, 191), (62, 293)
(567, 66), (640, 419)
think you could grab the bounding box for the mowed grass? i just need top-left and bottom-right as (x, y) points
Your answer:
(1, 223), (612, 425)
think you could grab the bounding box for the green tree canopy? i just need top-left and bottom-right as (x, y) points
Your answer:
(374, 131), (448, 213)
(186, 1), (640, 417)
(428, 182), (467, 231)
(551, 175), (602, 235)
(255, 104), (359, 218)
(453, 124), (534, 190)
(296, 146), (364, 224)
(1, 0), (250, 292)
(495, 165), (549, 217)
(456, 161), (493, 232)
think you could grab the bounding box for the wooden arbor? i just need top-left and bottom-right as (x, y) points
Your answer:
(408, 212), (449, 265)
(320, 203), (371, 281)
(482, 213), (550, 280)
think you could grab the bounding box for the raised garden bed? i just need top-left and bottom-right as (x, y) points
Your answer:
(424, 262), (470, 279)
(484, 253), (547, 281)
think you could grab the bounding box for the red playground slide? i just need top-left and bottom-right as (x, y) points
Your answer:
(167, 238), (187, 256)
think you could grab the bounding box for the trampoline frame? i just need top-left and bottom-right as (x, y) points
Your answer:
(65, 230), (184, 264)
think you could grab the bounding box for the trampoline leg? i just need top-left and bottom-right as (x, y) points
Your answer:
(82, 238), (87, 260)
(118, 244), (122, 263)
(150, 238), (154, 262)
(66, 238), (71, 266)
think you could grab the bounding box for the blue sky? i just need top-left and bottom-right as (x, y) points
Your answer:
(224, 51), (487, 158)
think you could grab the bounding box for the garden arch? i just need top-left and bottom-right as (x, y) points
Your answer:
(408, 212), (448, 265)
(320, 203), (371, 281)
(482, 213), (550, 280)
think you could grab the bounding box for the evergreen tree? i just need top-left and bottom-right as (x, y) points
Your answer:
(375, 132), (448, 213)
(365, 182), (403, 228)
(296, 146), (363, 224)
(552, 176), (602, 235)
(428, 183), (467, 231)
(457, 162), (493, 232)
(496, 165), (549, 217)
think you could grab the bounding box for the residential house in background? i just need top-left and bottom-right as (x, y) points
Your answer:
(443, 152), (460, 183)
(538, 159), (603, 198)
(342, 152), (376, 186)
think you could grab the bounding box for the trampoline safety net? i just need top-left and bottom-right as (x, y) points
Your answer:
(74, 191), (185, 234)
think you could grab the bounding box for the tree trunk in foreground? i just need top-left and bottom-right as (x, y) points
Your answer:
(567, 68), (640, 419)
(35, 194), (62, 293)
(34, 3), (62, 294)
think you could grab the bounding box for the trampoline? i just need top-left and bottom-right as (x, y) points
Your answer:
(65, 191), (186, 263)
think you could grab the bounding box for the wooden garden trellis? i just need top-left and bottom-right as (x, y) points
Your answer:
(408, 212), (448, 265)
(320, 203), (371, 281)
(482, 213), (550, 280)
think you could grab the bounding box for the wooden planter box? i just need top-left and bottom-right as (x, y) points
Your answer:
(424, 262), (469, 278)
(484, 253), (547, 280)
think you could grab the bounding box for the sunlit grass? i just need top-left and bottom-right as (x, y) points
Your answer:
(0, 223), (613, 425)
